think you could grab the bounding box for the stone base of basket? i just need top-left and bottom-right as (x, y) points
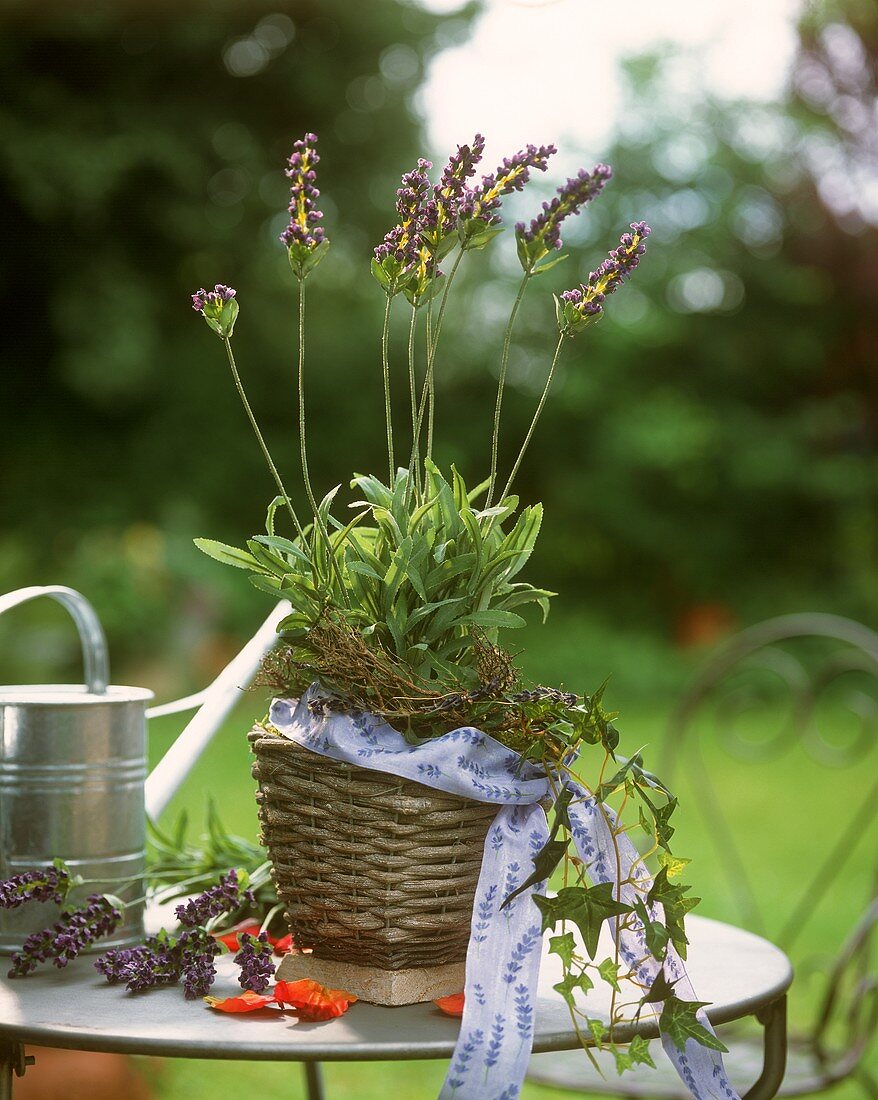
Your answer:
(276, 951), (465, 1006)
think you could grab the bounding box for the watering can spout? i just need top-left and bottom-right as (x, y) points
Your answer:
(143, 599), (291, 819)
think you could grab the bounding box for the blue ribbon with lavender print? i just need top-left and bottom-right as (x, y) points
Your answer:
(269, 687), (739, 1100)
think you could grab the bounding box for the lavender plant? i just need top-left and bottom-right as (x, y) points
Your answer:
(193, 134), (649, 706)
(188, 134), (727, 1068)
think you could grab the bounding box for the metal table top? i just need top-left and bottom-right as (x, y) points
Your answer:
(0, 915), (791, 1062)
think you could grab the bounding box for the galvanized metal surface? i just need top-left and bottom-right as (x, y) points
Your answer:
(0, 587), (153, 952)
(0, 683), (153, 952)
(0, 586), (110, 694)
(0, 914), (791, 1061)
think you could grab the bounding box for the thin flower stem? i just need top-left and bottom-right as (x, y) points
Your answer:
(407, 302), (419, 470)
(499, 333), (567, 502)
(487, 269), (532, 508)
(294, 280), (348, 602)
(381, 295), (395, 483)
(426, 294), (435, 473)
(407, 248), (464, 495)
(223, 337), (304, 539)
(296, 279), (320, 521)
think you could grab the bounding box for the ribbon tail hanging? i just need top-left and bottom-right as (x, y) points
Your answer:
(439, 802), (550, 1100)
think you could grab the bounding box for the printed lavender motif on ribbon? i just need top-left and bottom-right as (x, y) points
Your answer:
(268, 687), (741, 1100)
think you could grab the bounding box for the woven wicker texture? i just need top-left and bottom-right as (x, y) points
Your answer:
(250, 729), (496, 970)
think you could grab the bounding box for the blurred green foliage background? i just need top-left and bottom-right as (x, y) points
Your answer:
(0, 0), (876, 701)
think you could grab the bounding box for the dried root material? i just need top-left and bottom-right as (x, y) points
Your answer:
(255, 614), (525, 740)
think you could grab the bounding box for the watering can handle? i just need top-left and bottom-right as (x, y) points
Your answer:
(0, 585), (110, 694)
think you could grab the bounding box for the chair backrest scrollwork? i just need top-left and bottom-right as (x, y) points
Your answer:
(660, 614), (878, 1069)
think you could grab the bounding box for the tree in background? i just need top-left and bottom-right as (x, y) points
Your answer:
(433, 6), (878, 640)
(0, 0), (473, 683)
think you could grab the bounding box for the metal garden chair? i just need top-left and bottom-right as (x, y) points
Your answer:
(528, 613), (878, 1097)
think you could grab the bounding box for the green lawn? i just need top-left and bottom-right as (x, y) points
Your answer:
(141, 623), (878, 1100)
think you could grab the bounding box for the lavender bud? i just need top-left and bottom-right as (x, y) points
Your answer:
(174, 870), (254, 928)
(234, 931), (276, 993)
(281, 133), (330, 280)
(518, 163), (612, 269)
(8, 894), (121, 978)
(558, 222), (651, 336)
(0, 865), (69, 910)
(191, 284), (238, 338)
(458, 143), (556, 247)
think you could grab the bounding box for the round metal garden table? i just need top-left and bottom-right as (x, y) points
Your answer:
(0, 913), (791, 1100)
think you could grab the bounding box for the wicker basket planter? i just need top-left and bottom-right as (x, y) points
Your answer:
(249, 727), (496, 1005)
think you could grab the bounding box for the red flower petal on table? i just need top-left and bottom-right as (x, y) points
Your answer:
(204, 990), (280, 1013)
(212, 920), (264, 952)
(274, 979), (357, 1021)
(273, 933), (293, 956)
(433, 992), (465, 1017)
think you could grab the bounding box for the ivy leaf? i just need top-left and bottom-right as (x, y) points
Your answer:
(595, 750), (646, 801)
(641, 968), (680, 1005)
(598, 958), (621, 992)
(549, 932), (577, 969)
(588, 1018), (608, 1048)
(660, 994), (728, 1053)
(500, 838), (569, 910)
(632, 898), (670, 962)
(640, 792), (678, 851)
(613, 1035), (656, 1074)
(658, 851), (691, 879)
(534, 884), (632, 960)
(553, 969), (594, 1008)
(647, 868), (700, 959)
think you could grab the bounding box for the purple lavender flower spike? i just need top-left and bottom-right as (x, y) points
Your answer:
(281, 132), (330, 280)
(517, 163), (612, 270)
(8, 894), (121, 978)
(174, 869), (254, 928)
(191, 284), (238, 338)
(234, 931), (276, 992)
(558, 222), (651, 335)
(0, 865), (69, 910)
(372, 157), (433, 297)
(458, 142), (557, 248)
(422, 134), (486, 254)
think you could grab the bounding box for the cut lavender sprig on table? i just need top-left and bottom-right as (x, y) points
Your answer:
(174, 869), (255, 928)
(8, 894), (121, 977)
(234, 930), (276, 993)
(0, 864), (70, 910)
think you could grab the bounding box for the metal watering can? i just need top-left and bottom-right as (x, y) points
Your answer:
(0, 585), (289, 953)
